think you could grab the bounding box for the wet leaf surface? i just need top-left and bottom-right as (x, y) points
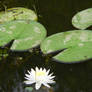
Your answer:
(41, 30), (92, 63)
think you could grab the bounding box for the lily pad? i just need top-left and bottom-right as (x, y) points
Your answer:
(0, 29), (13, 46)
(54, 42), (92, 63)
(0, 7), (37, 24)
(25, 87), (33, 92)
(0, 20), (47, 51)
(40, 30), (92, 63)
(72, 8), (92, 29)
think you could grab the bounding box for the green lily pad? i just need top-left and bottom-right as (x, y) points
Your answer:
(72, 8), (92, 29)
(54, 42), (92, 63)
(0, 29), (13, 46)
(0, 7), (37, 24)
(25, 87), (33, 92)
(40, 30), (92, 63)
(0, 20), (47, 51)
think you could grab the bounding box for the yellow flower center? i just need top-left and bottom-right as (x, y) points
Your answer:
(36, 71), (45, 76)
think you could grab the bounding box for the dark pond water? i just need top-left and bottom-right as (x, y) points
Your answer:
(0, 0), (92, 92)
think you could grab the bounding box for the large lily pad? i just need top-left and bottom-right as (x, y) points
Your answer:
(0, 20), (47, 51)
(0, 7), (37, 24)
(0, 29), (13, 46)
(54, 42), (92, 63)
(40, 30), (92, 63)
(72, 8), (92, 29)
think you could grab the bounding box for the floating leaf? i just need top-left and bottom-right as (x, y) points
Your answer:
(53, 42), (92, 63)
(25, 87), (33, 92)
(0, 20), (47, 51)
(0, 7), (37, 24)
(0, 29), (13, 46)
(41, 30), (92, 63)
(72, 8), (92, 29)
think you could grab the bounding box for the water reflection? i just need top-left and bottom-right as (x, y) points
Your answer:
(0, 62), (23, 92)
(0, 51), (56, 92)
(0, 51), (92, 92)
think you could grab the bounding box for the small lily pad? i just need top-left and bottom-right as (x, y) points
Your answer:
(41, 30), (92, 63)
(25, 87), (33, 92)
(72, 8), (92, 29)
(0, 20), (47, 51)
(0, 7), (37, 24)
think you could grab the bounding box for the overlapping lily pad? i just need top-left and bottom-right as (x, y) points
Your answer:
(0, 20), (47, 51)
(40, 30), (92, 63)
(72, 8), (92, 29)
(0, 7), (37, 24)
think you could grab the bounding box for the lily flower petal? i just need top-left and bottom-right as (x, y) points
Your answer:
(35, 82), (42, 90)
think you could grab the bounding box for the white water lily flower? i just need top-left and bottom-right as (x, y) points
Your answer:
(24, 67), (55, 90)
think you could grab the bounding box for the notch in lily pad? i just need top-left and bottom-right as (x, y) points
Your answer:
(0, 7), (37, 24)
(72, 8), (92, 29)
(40, 30), (92, 63)
(0, 20), (47, 51)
